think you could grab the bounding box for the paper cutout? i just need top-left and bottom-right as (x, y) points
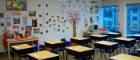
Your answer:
(32, 19), (37, 27)
(39, 24), (42, 27)
(39, 14), (42, 17)
(33, 28), (40, 34)
(46, 30), (48, 33)
(40, 32), (43, 34)
(46, 4), (48, 7)
(13, 18), (20, 24)
(0, 13), (4, 18)
(46, 13), (48, 15)
(38, 4), (41, 7)
(29, 11), (36, 16)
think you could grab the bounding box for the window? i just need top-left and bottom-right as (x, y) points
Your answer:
(103, 6), (119, 32)
(127, 5), (140, 34)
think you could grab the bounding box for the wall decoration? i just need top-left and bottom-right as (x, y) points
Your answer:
(90, 17), (94, 23)
(0, 13), (4, 18)
(29, 11), (36, 16)
(13, 24), (20, 30)
(46, 21), (49, 24)
(25, 25), (32, 31)
(62, 29), (65, 33)
(39, 24), (42, 27)
(40, 32), (43, 35)
(13, 18), (20, 24)
(46, 13), (48, 15)
(39, 14), (42, 17)
(49, 19), (51, 22)
(33, 28), (40, 34)
(6, 0), (27, 11)
(46, 4), (48, 7)
(66, 11), (81, 37)
(57, 16), (60, 18)
(46, 30), (48, 33)
(95, 5), (99, 13)
(62, 17), (64, 19)
(38, 4), (41, 7)
(57, 29), (60, 32)
(32, 19), (37, 27)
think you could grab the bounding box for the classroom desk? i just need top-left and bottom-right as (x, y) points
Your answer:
(28, 50), (59, 60)
(110, 54), (140, 60)
(114, 37), (136, 53)
(11, 44), (33, 60)
(101, 32), (121, 38)
(71, 37), (91, 46)
(132, 34), (140, 40)
(113, 37), (136, 45)
(90, 34), (108, 41)
(94, 41), (118, 56)
(45, 40), (65, 49)
(66, 45), (94, 60)
(7, 38), (39, 59)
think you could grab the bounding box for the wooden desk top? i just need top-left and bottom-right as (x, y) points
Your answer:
(28, 50), (59, 60)
(11, 44), (33, 50)
(91, 34), (107, 37)
(110, 54), (140, 60)
(66, 45), (93, 52)
(71, 37), (88, 40)
(95, 41), (118, 46)
(114, 37), (135, 41)
(45, 40), (63, 44)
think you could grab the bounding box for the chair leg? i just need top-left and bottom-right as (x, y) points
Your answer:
(100, 51), (102, 60)
(123, 48), (125, 53)
(103, 53), (106, 60)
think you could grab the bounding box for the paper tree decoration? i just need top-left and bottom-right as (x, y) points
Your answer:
(66, 11), (81, 37)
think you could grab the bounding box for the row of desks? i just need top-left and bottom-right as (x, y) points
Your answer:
(11, 43), (94, 60)
(11, 41), (140, 60)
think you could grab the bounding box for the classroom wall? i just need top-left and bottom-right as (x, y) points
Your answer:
(0, 0), (102, 45)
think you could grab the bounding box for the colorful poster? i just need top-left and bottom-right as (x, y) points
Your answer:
(33, 28), (40, 34)
(28, 11), (36, 17)
(13, 18), (20, 24)
(0, 13), (4, 18)
(32, 19), (37, 27)
(6, 0), (27, 11)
